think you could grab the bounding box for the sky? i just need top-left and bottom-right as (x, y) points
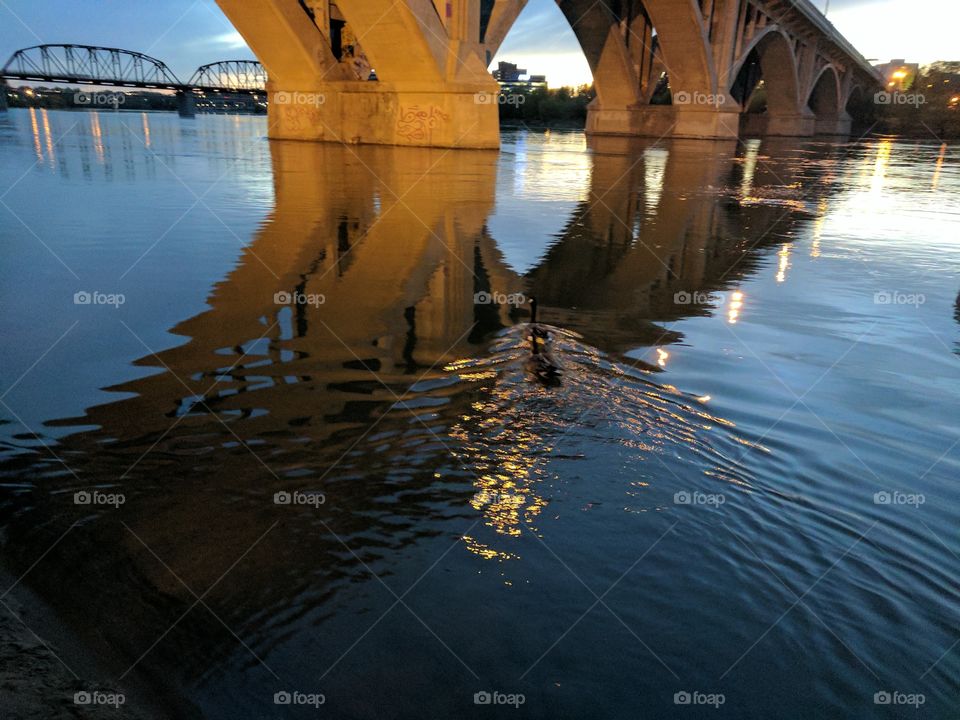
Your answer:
(0, 0), (957, 89)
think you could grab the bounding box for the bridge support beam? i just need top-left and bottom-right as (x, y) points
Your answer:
(177, 91), (196, 118)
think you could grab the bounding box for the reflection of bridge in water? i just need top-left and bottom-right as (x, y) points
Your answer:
(0, 132), (857, 715)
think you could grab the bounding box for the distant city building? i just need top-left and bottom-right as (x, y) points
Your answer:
(873, 59), (919, 91)
(491, 61), (548, 92)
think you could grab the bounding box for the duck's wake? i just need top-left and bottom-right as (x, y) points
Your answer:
(425, 325), (766, 560)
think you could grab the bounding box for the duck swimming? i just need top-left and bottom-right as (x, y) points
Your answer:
(526, 297), (563, 386)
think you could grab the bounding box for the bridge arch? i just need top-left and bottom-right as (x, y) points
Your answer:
(188, 60), (266, 91)
(556, 0), (715, 106)
(807, 64), (842, 116)
(807, 63), (851, 135)
(729, 26), (812, 136)
(730, 27), (801, 115)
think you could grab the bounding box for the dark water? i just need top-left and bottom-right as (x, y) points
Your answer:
(0, 109), (958, 719)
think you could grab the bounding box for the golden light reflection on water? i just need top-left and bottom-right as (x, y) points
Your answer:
(90, 112), (104, 163)
(870, 140), (891, 196)
(28, 107), (42, 162)
(931, 143), (946, 190)
(40, 109), (55, 165)
(142, 113), (152, 149)
(810, 198), (829, 258)
(739, 139), (761, 200)
(727, 291), (744, 324)
(775, 244), (790, 283)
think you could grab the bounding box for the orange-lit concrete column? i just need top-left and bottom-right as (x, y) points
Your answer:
(216, 0), (500, 148)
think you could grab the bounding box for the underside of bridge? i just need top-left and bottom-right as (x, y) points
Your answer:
(214, 0), (880, 148)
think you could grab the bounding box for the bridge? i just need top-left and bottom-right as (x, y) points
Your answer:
(0, 44), (266, 115)
(0, 1), (882, 147)
(213, 0), (882, 147)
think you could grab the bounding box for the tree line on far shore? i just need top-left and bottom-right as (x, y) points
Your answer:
(500, 62), (960, 139)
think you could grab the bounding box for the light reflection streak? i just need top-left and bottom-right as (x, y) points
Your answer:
(775, 244), (790, 283)
(931, 143), (946, 190)
(29, 107), (43, 162)
(727, 291), (744, 324)
(90, 112), (104, 164)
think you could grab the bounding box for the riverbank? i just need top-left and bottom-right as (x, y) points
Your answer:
(0, 565), (164, 720)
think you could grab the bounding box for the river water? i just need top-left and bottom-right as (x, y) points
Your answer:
(0, 109), (958, 719)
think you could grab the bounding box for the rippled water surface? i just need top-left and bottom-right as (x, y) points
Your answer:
(1, 109), (959, 719)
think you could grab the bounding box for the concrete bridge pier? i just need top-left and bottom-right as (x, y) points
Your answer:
(586, 101), (742, 140)
(0, 81), (8, 112)
(814, 111), (853, 136)
(177, 90), (196, 117)
(265, 81), (500, 148)
(216, 0), (500, 148)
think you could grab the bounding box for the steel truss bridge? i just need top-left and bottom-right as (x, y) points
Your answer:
(1, 44), (266, 94)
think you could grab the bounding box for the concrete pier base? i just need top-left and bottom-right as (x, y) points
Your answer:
(815, 112), (853, 136)
(740, 110), (818, 137)
(586, 102), (741, 141)
(265, 83), (500, 149)
(0, 82), (8, 112)
(177, 91), (196, 118)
